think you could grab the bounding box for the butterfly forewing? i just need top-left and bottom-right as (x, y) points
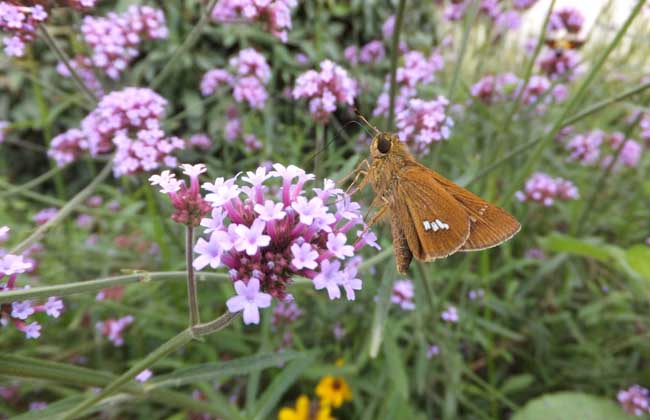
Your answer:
(391, 165), (471, 261)
(423, 166), (521, 251)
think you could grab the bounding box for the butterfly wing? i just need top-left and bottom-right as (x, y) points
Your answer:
(424, 166), (521, 251)
(391, 165), (471, 261)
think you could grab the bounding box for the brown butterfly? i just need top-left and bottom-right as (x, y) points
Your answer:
(544, 36), (586, 51)
(347, 117), (521, 274)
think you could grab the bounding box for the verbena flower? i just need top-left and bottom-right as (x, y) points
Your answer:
(516, 75), (568, 115)
(150, 164), (211, 226)
(515, 172), (579, 206)
(56, 55), (105, 98)
(33, 208), (58, 225)
(564, 130), (604, 165)
(441, 305), (459, 323)
(471, 73), (519, 104)
(315, 375), (352, 408)
(1, 250), (64, 339)
(0, 226), (9, 243)
(135, 369), (153, 383)
(81, 6), (167, 79)
(226, 278), (272, 324)
(211, 0), (298, 42)
(468, 288), (485, 300)
(391, 279), (415, 311)
(96, 315), (134, 346)
(293, 60), (358, 122)
(359, 40), (385, 64)
(548, 7), (584, 34)
(382, 15), (395, 39)
(426, 344), (440, 358)
(189, 133), (213, 151)
(192, 163), (377, 324)
(272, 298), (302, 328)
(618, 385), (650, 416)
(0, 3), (47, 57)
(395, 96), (454, 155)
(538, 48), (581, 80)
(49, 87), (184, 176)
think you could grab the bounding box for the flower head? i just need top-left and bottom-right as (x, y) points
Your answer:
(391, 279), (415, 311)
(441, 305), (459, 323)
(226, 278), (272, 324)
(618, 385), (650, 416)
(211, 0), (297, 42)
(315, 375), (352, 408)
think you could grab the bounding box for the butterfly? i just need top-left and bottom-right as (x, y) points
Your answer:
(347, 116), (521, 274)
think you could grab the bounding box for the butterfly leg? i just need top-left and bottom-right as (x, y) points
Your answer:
(338, 159), (370, 195)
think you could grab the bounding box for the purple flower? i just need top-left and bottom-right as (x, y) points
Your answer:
(22, 322), (42, 339)
(96, 315), (134, 346)
(151, 164), (211, 226)
(326, 233), (354, 259)
(135, 369), (153, 383)
(618, 385), (650, 416)
(471, 73), (519, 104)
(211, 0), (297, 42)
(226, 278), (272, 324)
(395, 96), (454, 155)
(515, 172), (579, 206)
(193, 235), (224, 270)
(548, 7), (584, 34)
(391, 279), (415, 311)
(11, 301), (34, 320)
(200, 68), (232, 96)
(293, 60), (358, 122)
(538, 48), (581, 80)
(313, 259), (343, 300)
(382, 15), (395, 39)
(44, 297), (64, 318)
(565, 130), (604, 165)
(272, 298), (302, 327)
(441, 305), (459, 323)
(0, 225), (10, 243)
(234, 219), (271, 256)
(468, 289), (485, 301)
(426, 344), (440, 358)
(33, 208), (58, 225)
(359, 40), (385, 64)
(290, 243), (319, 270)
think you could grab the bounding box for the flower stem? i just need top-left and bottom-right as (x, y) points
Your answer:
(151, 0), (220, 90)
(386, 0), (407, 129)
(186, 226), (200, 326)
(191, 311), (240, 336)
(10, 158), (114, 255)
(37, 23), (97, 104)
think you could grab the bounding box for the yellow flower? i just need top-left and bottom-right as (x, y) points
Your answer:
(315, 376), (352, 408)
(278, 395), (335, 420)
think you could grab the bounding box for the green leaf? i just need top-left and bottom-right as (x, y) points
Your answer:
(369, 263), (397, 358)
(500, 374), (535, 395)
(626, 245), (650, 280)
(383, 327), (409, 399)
(512, 392), (633, 420)
(539, 233), (615, 262)
(150, 351), (305, 388)
(252, 352), (316, 420)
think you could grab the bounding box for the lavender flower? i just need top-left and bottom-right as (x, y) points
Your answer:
(618, 385), (650, 416)
(189, 163), (377, 324)
(272, 298), (302, 328)
(515, 172), (579, 206)
(150, 164), (211, 226)
(226, 278), (272, 324)
(0, 3), (47, 57)
(33, 208), (58, 225)
(359, 40), (386, 64)
(395, 96), (454, 155)
(441, 305), (459, 323)
(211, 0), (297, 42)
(135, 369), (153, 383)
(548, 7), (585, 34)
(426, 344), (440, 358)
(96, 315), (134, 346)
(293, 60), (358, 122)
(391, 279), (415, 311)
(538, 49), (581, 80)
(56, 55), (104, 98)
(471, 73), (519, 104)
(564, 130), (604, 165)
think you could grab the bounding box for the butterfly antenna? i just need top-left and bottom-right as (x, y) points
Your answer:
(354, 108), (381, 135)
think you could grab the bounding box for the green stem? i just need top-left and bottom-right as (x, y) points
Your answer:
(467, 80), (650, 186)
(0, 166), (63, 198)
(0, 271), (229, 305)
(500, 0), (646, 204)
(151, 0), (220, 90)
(10, 158), (114, 255)
(186, 226), (201, 326)
(190, 311), (240, 336)
(386, 0), (407, 129)
(37, 23), (97, 104)
(446, 0), (479, 102)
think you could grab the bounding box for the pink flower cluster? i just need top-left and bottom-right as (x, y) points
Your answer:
(201, 48), (271, 110)
(618, 385), (650, 416)
(442, 0), (538, 31)
(391, 279), (415, 311)
(548, 7), (584, 34)
(181, 163), (378, 324)
(441, 305), (459, 323)
(1, 234), (64, 339)
(395, 96), (454, 155)
(516, 75), (569, 114)
(345, 40), (386, 65)
(272, 298), (302, 327)
(150, 164), (211, 227)
(471, 73), (519, 104)
(0, 3), (47, 57)
(564, 130), (643, 170)
(293, 60), (358, 122)
(211, 0), (298, 42)
(96, 315), (134, 346)
(373, 50), (444, 117)
(56, 55), (105, 98)
(537, 48), (581, 80)
(515, 172), (579, 206)
(81, 6), (167, 79)
(48, 87), (184, 177)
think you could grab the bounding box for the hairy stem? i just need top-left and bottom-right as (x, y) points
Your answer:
(186, 226), (201, 326)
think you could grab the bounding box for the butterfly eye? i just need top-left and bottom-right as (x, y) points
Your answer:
(377, 135), (391, 154)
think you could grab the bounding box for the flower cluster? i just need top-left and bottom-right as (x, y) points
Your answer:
(186, 163), (377, 324)
(618, 385), (650, 416)
(471, 73), (519, 104)
(391, 279), (415, 311)
(1, 234), (64, 339)
(272, 298), (302, 328)
(537, 48), (581, 80)
(358, 40), (386, 65)
(373, 50), (444, 118)
(33, 207), (58, 225)
(81, 6), (167, 79)
(516, 75), (568, 114)
(293, 60), (358, 122)
(189, 133), (213, 151)
(515, 172), (579, 206)
(0, 3), (47, 57)
(441, 305), (459, 323)
(548, 7), (584, 34)
(48, 87), (184, 176)
(96, 315), (134, 346)
(395, 96), (454, 155)
(441, 0), (538, 31)
(563, 130), (643, 170)
(150, 164), (211, 227)
(56, 55), (105, 98)
(201, 48), (271, 110)
(211, 0), (297, 42)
